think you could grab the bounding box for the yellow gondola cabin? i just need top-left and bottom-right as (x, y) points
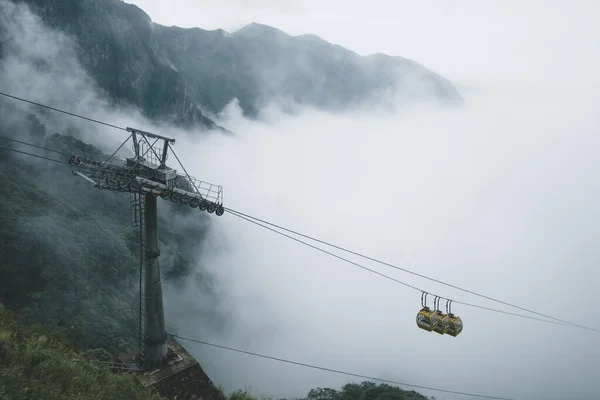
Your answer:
(433, 312), (450, 335)
(416, 307), (440, 332)
(446, 314), (463, 337)
(431, 296), (450, 335)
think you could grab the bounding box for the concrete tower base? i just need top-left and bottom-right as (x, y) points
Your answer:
(119, 338), (224, 400)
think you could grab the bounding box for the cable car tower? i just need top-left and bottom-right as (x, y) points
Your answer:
(67, 127), (224, 370)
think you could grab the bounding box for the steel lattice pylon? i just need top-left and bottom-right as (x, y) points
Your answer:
(67, 127), (224, 370)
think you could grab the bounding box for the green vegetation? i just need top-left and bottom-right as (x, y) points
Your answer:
(229, 382), (432, 400)
(229, 388), (274, 400)
(305, 382), (430, 400)
(0, 304), (163, 400)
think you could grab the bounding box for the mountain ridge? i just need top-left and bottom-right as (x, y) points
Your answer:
(9, 0), (462, 132)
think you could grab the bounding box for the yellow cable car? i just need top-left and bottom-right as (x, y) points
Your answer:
(432, 297), (450, 335)
(445, 300), (463, 337)
(416, 293), (440, 332)
(446, 314), (463, 337)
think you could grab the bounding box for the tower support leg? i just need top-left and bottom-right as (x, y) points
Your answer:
(143, 193), (168, 368)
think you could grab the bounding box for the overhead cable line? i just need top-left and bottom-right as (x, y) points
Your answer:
(171, 333), (516, 400)
(0, 91), (127, 131)
(225, 208), (600, 331)
(1, 89), (599, 333)
(0, 144), (70, 165)
(0, 135), (71, 156)
(224, 207), (596, 331)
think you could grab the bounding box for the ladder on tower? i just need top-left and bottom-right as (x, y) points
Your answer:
(131, 191), (146, 361)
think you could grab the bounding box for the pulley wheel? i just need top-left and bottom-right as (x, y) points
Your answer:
(189, 197), (200, 208)
(215, 205), (225, 216)
(207, 202), (217, 213)
(199, 200), (208, 211)
(160, 190), (171, 200)
(180, 195), (190, 205)
(129, 181), (141, 192)
(170, 192), (182, 203)
(118, 178), (130, 190)
(107, 175), (119, 189)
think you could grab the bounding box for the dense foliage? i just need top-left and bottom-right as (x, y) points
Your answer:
(228, 382), (433, 400)
(305, 382), (431, 400)
(0, 304), (164, 400)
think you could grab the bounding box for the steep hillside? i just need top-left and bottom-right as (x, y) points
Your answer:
(12, 0), (462, 128)
(0, 304), (164, 400)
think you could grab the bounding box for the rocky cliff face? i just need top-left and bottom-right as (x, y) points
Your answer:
(12, 0), (462, 131)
